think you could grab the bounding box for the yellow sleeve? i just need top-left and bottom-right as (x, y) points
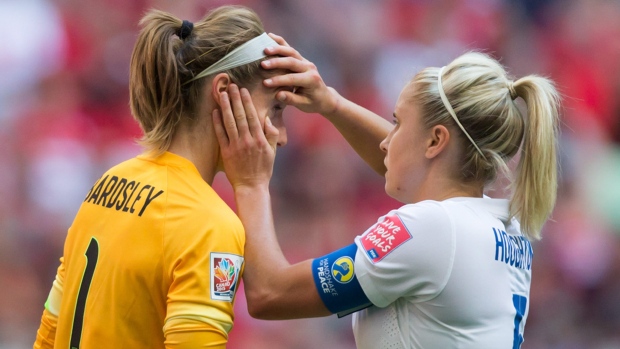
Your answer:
(34, 258), (65, 349)
(33, 309), (58, 349)
(162, 211), (245, 348)
(164, 318), (227, 349)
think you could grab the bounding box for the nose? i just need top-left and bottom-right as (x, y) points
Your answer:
(272, 117), (287, 147)
(380, 137), (388, 153)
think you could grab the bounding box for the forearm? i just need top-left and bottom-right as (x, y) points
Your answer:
(323, 88), (392, 176)
(235, 185), (330, 319)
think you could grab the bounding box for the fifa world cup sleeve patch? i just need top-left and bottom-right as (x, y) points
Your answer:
(360, 213), (412, 263)
(312, 243), (372, 317)
(211, 252), (244, 302)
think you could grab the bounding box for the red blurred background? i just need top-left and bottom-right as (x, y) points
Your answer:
(1, 0), (620, 348)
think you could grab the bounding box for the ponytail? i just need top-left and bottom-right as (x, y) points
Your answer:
(130, 10), (185, 154)
(410, 51), (560, 240)
(511, 77), (560, 239)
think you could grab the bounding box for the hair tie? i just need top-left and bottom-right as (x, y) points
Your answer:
(179, 20), (193, 40)
(508, 82), (518, 100)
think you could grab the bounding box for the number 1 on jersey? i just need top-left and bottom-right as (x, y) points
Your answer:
(512, 294), (527, 349)
(70, 237), (99, 349)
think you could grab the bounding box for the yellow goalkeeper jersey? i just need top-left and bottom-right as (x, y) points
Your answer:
(34, 151), (245, 349)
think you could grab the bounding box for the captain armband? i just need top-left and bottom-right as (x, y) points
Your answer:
(311, 243), (372, 317)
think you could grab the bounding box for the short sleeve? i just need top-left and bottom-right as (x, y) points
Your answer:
(353, 202), (456, 307)
(163, 209), (245, 344)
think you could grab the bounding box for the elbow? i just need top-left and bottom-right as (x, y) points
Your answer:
(245, 290), (277, 320)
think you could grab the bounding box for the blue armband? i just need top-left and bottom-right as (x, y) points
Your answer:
(311, 243), (372, 317)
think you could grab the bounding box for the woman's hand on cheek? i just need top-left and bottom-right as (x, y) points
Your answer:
(213, 84), (279, 190)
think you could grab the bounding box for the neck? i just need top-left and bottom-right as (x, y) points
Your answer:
(410, 159), (484, 203)
(413, 176), (483, 203)
(168, 117), (219, 185)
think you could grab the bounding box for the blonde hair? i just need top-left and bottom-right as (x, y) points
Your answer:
(129, 6), (269, 154)
(409, 52), (560, 240)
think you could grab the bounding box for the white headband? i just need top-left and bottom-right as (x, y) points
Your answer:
(437, 66), (486, 159)
(185, 32), (278, 84)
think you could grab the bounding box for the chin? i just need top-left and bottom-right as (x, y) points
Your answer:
(384, 183), (398, 201)
(385, 183), (410, 204)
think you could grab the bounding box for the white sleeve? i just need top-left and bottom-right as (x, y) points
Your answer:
(354, 201), (456, 307)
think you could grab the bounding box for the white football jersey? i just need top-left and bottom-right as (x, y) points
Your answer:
(352, 197), (532, 349)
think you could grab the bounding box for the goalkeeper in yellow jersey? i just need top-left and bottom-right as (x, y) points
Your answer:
(34, 5), (297, 349)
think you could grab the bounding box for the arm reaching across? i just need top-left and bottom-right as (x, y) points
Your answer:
(213, 84), (330, 319)
(213, 84), (372, 319)
(262, 34), (392, 176)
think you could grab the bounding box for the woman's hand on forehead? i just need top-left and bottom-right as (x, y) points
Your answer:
(260, 34), (340, 116)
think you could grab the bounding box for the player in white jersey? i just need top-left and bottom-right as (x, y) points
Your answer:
(217, 35), (559, 349)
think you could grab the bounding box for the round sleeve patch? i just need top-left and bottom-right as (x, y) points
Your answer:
(332, 256), (355, 284)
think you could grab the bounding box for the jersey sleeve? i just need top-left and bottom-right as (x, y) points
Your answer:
(34, 257), (65, 349)
(162, 213), (245, 348)
(354, 202), (456, 307)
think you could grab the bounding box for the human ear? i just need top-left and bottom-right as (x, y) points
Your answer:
(426, 125), (450, 159)
(211, 73), (231, 106)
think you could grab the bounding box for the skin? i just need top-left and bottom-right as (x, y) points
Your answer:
(167, 72), (290, 186)
(261, 34), (392, 176)
(214, 38), (487, 320)
(211, 34), (394, 319)
(381, 82), (484, 204)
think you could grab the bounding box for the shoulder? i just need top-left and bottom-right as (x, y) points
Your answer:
(356, 201), (454, 264)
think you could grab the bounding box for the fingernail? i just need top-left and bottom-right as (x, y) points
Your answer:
(262, 60), (271, 67)
(264, 79), (273, 85)
(265, 47), (274, 53)
(277, 93), (286, 102)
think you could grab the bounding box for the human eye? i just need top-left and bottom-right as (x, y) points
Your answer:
(272, 104), (285, 116)
(391, 113), (399, 125)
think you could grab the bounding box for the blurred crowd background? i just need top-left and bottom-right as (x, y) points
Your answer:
(1, 0), (620, 348)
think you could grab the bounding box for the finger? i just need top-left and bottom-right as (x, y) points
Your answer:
(264, 70), (317, 90)
(264, 116), (279, 150)
(262, 56), (308, 74)
(263, 45), (304, 62)
(273, 90), (312, 108)
(212, 109), (229, 148)
(267, 33), (290, 47)
(219, 91), (239, 141)
(239, 88), (263, 138)
(228, 84), (250, 137)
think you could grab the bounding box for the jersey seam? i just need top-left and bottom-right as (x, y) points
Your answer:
(425, 201), (456, 302)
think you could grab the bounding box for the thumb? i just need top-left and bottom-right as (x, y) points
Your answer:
(264, 116), (279, 149)
(276, 91), (308, 109)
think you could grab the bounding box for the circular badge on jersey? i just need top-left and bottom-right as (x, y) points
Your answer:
(331, 256), (355, 284)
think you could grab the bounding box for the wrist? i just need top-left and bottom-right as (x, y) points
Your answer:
(322, 87), (344, 120)
(233, 183), (270, 196)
